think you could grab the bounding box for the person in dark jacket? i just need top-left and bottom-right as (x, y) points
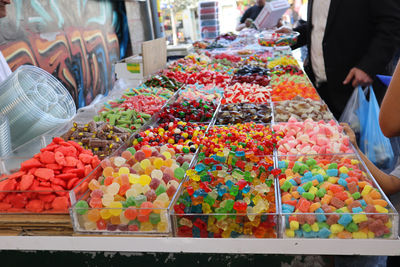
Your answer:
(280, 0), (400, 119)
(236, 0), (266, 31)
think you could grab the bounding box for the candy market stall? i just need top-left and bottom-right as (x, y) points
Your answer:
(0, 30), (400, 256)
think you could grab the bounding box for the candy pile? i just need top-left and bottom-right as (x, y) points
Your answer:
(235, 66), (270, 76)
(278, 156), (394, 239)
(101, 95), (166, 116)
(201, 123), (280, 156)
(217, 103), (272, 124)
(94, 107), (151, 133)
(213, 53), (241, 63)
(61, 121), (130, 159)
(0, 137), (100, 213)
(131, 122), (207, 154)
(124, 86), (174, 100)
(178, 84), (223, 102)
(273, 118), (353, 155)
(145, 75), (183, 92)
(267, 56), (299, 69)
(229, 74), (270, 87)
(74, 146), (192, 232)
(174, 152), (277, 238)
(222, 83), (271, 104)
(158, 99), (217, 123)
(271, 79), (319, 102)
(274, 96), (334, 122)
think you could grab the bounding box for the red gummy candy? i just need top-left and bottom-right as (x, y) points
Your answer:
(34, 168), (54, 180)
(8, 171), (26, 180)
(26, 199), (44, 213)
(55, 151), (66, 166)
(20, 174), (34, 190)
(51, 196), (69, 211)
(39, 151), (56, 164)
(21, 158), (42, 170)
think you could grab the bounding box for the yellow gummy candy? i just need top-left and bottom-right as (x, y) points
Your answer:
(328, 177), (338, 184)
(339, 166), (349, 174)
(311, 223), (319, 232)
(139, 175), (151, 186)
(290, 220), (299, 231)
(368, 231), (375, 239)
(309, 186), (318, 195)
(385, 220), (392, 229)
(100, 209), (112, 220)
(286, 229), (295, 237)
(374, 205), (388, 213)
(352, 231), (368, 239)
(330, 224), (344, 234)
(353, 214), (368, 224)
(129, 174), (140, 184)
(118, 167), (130, 175)
(361, 185), (373, 196)
(109, 201), (123, 216)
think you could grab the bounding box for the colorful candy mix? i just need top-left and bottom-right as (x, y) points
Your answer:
(158, 99), (217, 123)
(74, 146), (192, 232)
(174, 151), (277, 238)
(278, 156), (394, 239)
(131, 121), (207, 154)
(201, 123), (280, 156)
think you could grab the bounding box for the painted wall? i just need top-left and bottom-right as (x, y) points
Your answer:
(0, 0), (124, 108)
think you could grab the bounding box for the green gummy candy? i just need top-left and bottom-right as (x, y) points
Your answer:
(174, 167), (185, 180)
(352, 192), (361, 200)
(149, 213), (161, 225)
(225, 199), (235, 211)
(127, 147), (136, 155)
(281, 181), (293, 192)
(306, 158), (317, 167)
(328, 163), (338, 169)
(126, 196), (136, 207)
(292, 162), (301, 173)
(316, 188), (326, 198)
(302, 223), (312, 232)
(345, 222), (358, 233)
(76, 200), (89, 215)
(302, 192), (315, 201)
(317, 222), (330, 229)
(204, 195), (215, 206)
(155, 185), (166, 196)
(303, 181), (313, 191)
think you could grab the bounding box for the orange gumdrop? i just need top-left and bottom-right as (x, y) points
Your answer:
(87, 209), (101, 222)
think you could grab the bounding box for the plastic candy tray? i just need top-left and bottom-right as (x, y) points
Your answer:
(277, 154), (399, 239)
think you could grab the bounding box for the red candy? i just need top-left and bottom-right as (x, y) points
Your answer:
(0, 138), (100, 213)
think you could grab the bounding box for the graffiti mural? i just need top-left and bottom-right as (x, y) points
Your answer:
(0, 0), (124, 108)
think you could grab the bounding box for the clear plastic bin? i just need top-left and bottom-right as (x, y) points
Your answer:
(277, 154), (399, 239)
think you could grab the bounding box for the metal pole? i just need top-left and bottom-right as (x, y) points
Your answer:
(145, 0), (155, 40)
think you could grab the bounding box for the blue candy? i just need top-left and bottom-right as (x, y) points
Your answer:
(319, 228), (331, 238)
(195, 163), (205, 172)
(282, 204), (295, 213)
(295, 230), (303, 237)
(326, 169), (338, 177)
(225, 180), (234, 189)
(338, 178), (348, 187)
(278, 161), (287, 168)
(338, 214), (352, 226)
(242, 185), (251, 194)
(340, 173), (349, 179)
(315, 208), (327, 222)
(313, 174), (324, 183)
(303, 172), (312, 179)
(289, 179), (298, 186)
(297, 186), (305, 194)
(352, 207), (363, 213)
(360, 199), (367, 207)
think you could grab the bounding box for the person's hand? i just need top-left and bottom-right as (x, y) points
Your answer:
(340, 122), (357, 148)
(245, 18), (253, 28)
(275, 26), (292, 33)
(343, 67), (373, 88)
